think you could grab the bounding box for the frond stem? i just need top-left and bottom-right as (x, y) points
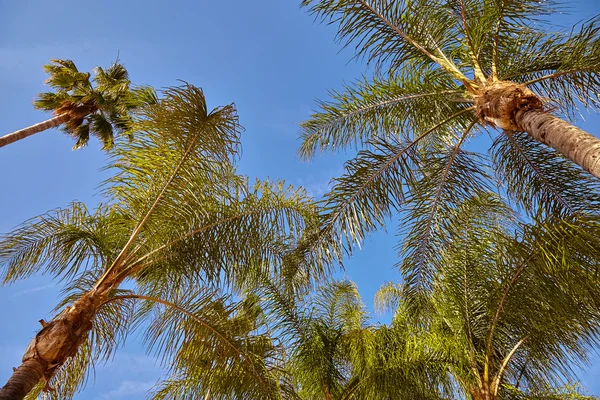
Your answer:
(485, 252), (537, 373)
(522, 68), (597, 87)
(491, 335), (529, 396)
(459, 0), (486, 83)
(93, 138), (198, 291)
(356, 0), (475, 92)
(102, 293), (270, 392)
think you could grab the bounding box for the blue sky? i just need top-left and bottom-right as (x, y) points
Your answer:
(0, 0), (599, 398)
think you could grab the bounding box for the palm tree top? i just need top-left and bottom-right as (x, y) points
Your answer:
(297, 0), (600, 295)
(33, 58), (156, 149)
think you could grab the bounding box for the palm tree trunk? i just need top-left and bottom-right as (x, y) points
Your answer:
(516, 109), (600, 179)
(0, 113), (70, 149)
(0, 359), (46, 400)
(0, 292), (103, 400)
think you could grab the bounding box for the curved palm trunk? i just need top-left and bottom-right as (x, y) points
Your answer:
(475, 81), (600, 179)
(516, 108), (600, 179)
(0, 359), (45, 400)
(0, 113), (70, 149)
(0, 290), (107, 400)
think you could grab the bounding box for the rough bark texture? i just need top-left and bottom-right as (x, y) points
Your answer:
(516, 108), (600, 179)
(0, 114), (70, 149)
(0, 359), (46, 400)
(475, 80), (600, 179)
(0, 292), (106, 400)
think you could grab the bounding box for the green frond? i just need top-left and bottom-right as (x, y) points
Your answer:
(491, 131), (600, 217)
(93, 62), (130, 89)
(503, 382), (599, 399)
(414, 211), (600, 396)
(87, 113), (115, 150)
(33, 91), (71, 112)
(301, 0), (465, 79)
(398, 139), (498, 295)
(374, 281), (403, 315)
(319, 138), (417, 258)
(132, 179), (320, 292)
(0, 202), (126, 284)
(299, 68), (468, 159)
(129, 85), (160, 108)
(43, 59), (92, 92)
(71, 123), (90, 150)
(128, 288), (283, 400)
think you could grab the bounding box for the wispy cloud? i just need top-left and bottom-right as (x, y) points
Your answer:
(97, 380), (156, 400)
(303, 178), (333, 199)
(12, 283), (56, 297)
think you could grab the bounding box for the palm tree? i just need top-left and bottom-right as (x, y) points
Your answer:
(375, 195), (600, 400)
(0, 59), (155, 149)
(300, 0), (600, 177)
(157, 275), (453, 399)
(297, 0), (600, 292)
(0, 84), (324, 400)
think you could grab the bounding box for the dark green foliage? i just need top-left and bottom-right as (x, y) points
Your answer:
(33, 59), (156, 149)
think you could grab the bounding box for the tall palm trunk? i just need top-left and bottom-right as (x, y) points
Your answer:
(516, 108), (600, 179)
(0, 113), (70, 149)
(0, 359), (45, 400)
(0, 284), (112, 399)
(475, 81), (600, 179)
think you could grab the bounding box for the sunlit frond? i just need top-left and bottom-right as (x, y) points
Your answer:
(0, 203), (126, 283)
(299, 68), (467, 159)
(123, 288), (284, 400)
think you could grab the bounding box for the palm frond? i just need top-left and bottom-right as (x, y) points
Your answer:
(491, 130), (600, 217)
(118, 288), (284, 400)
(299, 68), (466, 159)
(398, 137), (499, 296)
(301, 0), (470, 83)
(0, 203), (126, 284)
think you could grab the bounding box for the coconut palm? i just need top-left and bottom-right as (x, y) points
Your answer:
(375, 194), (600, 400)
(0, 59), (155, 149)
(0, 84), (325, 400)
(298, 0), (600, 292)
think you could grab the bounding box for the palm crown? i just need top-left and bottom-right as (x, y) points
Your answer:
(0, 58), (156, 150)
(33, 58), (155, 149)
(0, 84), (325, 400)
(299, 0), (600, 294)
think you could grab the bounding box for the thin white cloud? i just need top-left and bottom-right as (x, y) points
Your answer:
(303, 178), (333, 199)
(97, 380), (156, 400)
(11, 283), (56, 297)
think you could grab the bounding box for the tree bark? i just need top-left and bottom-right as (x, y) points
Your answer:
(0, 359), (46, 400)
(516, 109), (600, 179)
(0, 113), (70, 149)
(0, 292), (105, 400)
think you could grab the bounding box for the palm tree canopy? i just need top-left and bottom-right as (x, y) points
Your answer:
(0, 84), (327, 400)
(376, 196), (600, 399)
(33, 58), (157, 149)
(298, 0), (600, 293)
